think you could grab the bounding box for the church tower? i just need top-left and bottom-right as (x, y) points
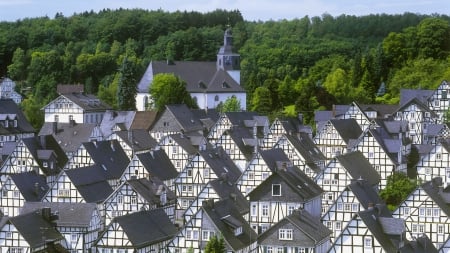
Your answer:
(216, 28), (240, 72)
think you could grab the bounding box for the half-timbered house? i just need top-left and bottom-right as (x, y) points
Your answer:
(0, 99), (35, 151)
(174, 146), (242, 221)
(392, 178), (450, 250)
(0, 171), (48, 217)
(108, 129), (158, 159)
(416, 139), (450, 187)
(427, 80), (450, 123)
(313, 118), (363, 160)
(21, 202), (102, 252)
(0, 209), (68, 252)
(38, 120), (102, 158)
(258, 209), (331, 253)
(158, 133), (199, 173)
(123, 149), (178, 191)
(315, 151), (380, 215)
(98, 110), (136, 139)
(236, 148), (292, 197)
(183, 176), (248, 223)
(248, 165), (323, 234)
(93, 209), (177, 253)
(0, 78), (23, 104)
(168, 199), (257, 253)
(0, 135), (68, 186)
(207, 111), (269, 145)
(321, 178), (383, 242)
(102, 177), (176, 226)
(273, 133), (326, 179)
(42, 92), (112, 124)
(262, 114), (312, 149)
(329, 204), (438, 253)
(149, 104), (205, 142)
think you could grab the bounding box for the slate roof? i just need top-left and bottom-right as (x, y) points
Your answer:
(202, 199), (257, 251)
(136, 149), (178, 181)
(10, 171), (49, 201)
(366, 124), (403, 165)
(99, 110), (136, 138)
(399, 234), (438, 253)
(258, 209), (331, 245)
(209, 177), (249, 214)
(399, 89), (433, 107)
(57, 93), (112, 111)
(249, 165), (322, 202)
(22, 135), (68, 175)
(110, 209), (177, 248)
(395, 97), (437, 118)
(335, 151), (380, 186)
(65, 165), (114, 203)
(0, 98), (35, 134)
(224, 111), (260, 126)
(223, 126), (257, 160)
(82, 139), (130, 180)
(140, 61), (245, 94)
(420, 178), (450, 217)
(163, 104), (205, 133)
(199, 146), (242, 183)
(127, 177), (176, 205)
(56, 84), (84, 94)
(360, 104), (398, 119)
(115, 129), (158, 152)
(283, 133), (325, 173)
(330, 118), (363, 144)
(21, 202), (97, 227)
(346, 179), (383, 209)
(259, 148), (291, 172)
(165, 134), (198, 155)
(38, 121), (96, 154)
(9, 211), (64, 248)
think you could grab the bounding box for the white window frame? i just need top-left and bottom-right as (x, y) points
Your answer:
(364, 236), (373, 248)
(272, 184), (281, 196)
(278, 229), (293, 240)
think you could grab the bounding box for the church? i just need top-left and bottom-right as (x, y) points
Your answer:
(136, 28), (246, 111)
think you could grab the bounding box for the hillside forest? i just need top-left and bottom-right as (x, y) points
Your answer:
(1, 9), (450, 129)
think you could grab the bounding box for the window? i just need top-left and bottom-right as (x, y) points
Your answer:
(337, 203), (343, 211)
(262, 204), (269, 216)
(10, 248), (24, 253)
(436, 153), (442, 160)
(435, 100), (440, 106)
(403, 207), (410, 216)
(266, 246), (273, 253)
(368, 152), (374, 158)
(344, 203), (351, 211)
(425, 167), (432, 175)
(181, 199), (189, 208)
(71, 234), (77, 242)
(186, 230), (192, 239)
(251, 204), (257, 216)
(418, 224), (425, 233)
(248, 172), (254, 180)
(438, 224), (444, 234)
(288, 205), (295, 215)
(6, 232), (12, 238)
(203, 169), (209, 178)
(364, 236), (372, 248)
(176, 161), (181, 168)
(117, 195), (123, 204)
(131, 196), (137, 205)
(202, 230), (214, 240)
(13, 190), (20, 198)
(54, 115), (59, 122)
(193, 230), (199, 240)
(262, 172), (269, 180)
(433, 208), (440, 217)
(352, 203), (359, 212)
(326, 221), (333, 230)
(58, 189), (70, 198)
(272, 184), (281, 196)
(278, 229), (293, 240)
(442, 90), (448, 100)
(419, 208), (425, 216)
(234, 226), (243, 236)
(335, 221), (341, 231)
(412, 224), (418, 233)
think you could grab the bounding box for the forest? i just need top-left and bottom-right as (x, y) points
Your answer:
(1, 9), (450, 128)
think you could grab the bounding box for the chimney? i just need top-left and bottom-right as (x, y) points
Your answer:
(40, 135), (46, 149)
(34, 182), (40, 196)
(52, 122), (57, 134)
(42, 207), (51, 221)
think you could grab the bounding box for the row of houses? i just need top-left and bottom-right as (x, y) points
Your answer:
(1, 80), (450, 252)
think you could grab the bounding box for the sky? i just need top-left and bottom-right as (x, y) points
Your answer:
(0, 0), (449, 22)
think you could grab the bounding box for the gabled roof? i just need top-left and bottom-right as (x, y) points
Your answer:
(399, 89), (433, 107)
(21, 202), (97, 227)
(199, 146), (241, 183)
(164, 104), (204, 133)
(47, 93), (112, 111)
(10, 171), (49, 201)
(335, 151), (380, 186)
(258, 209), (331, 245)
(127, 177), (176, 205)
(0, 98), (35, 134)
(224, 111), (260, 126)
(82, 139), (130, 179)
(330, 118), (363, 144)
(65, 165), (114, 203)
(359, 104), (398, 119)
(395, 97), (437, 118)
(420, 178), (450, 217)
(56, 84), (84, 94)
(22, 135), (68, 175)
(9, 211), (64, 248)
(114, 129), (158, 152)
(38, 121), (97, 154)
(99, 110), (136, 138)
(202, 199), (257, 251)
(199, 146), (242, 183)
(209, 178), (249, 214)
(283, 133), (325, 173)
(111, 209), (177, 247)
(249, 166), (322, 202)
(136, 149), (178, 181)
(223, 126), (257, 160)
(346, 179), (383, 209)
(164, 134), (198, 155)
(130, 110), (159, 131)
(259, 148), (291, 172)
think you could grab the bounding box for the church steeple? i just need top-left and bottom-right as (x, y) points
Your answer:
(217, 28), (240, 71)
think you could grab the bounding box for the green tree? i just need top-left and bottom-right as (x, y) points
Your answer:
(20, 94), (44, 130)
(149, 73), (197, 111)
(204, 235), (226, 253)
(220, 95), (242, 112)
(7, 47), (27, 81)
(417, 18), (450, 59)
(117, 56), (138, 110)
(251, 86), (272, 114)
(379, 172), (417, 211)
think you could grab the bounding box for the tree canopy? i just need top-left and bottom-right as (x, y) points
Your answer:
(149, 73), (197, 111)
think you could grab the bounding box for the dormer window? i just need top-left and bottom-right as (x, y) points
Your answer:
(272, 184), (281, 196)
(234, 226), (243, 236)
(222, 82), (229, 88)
